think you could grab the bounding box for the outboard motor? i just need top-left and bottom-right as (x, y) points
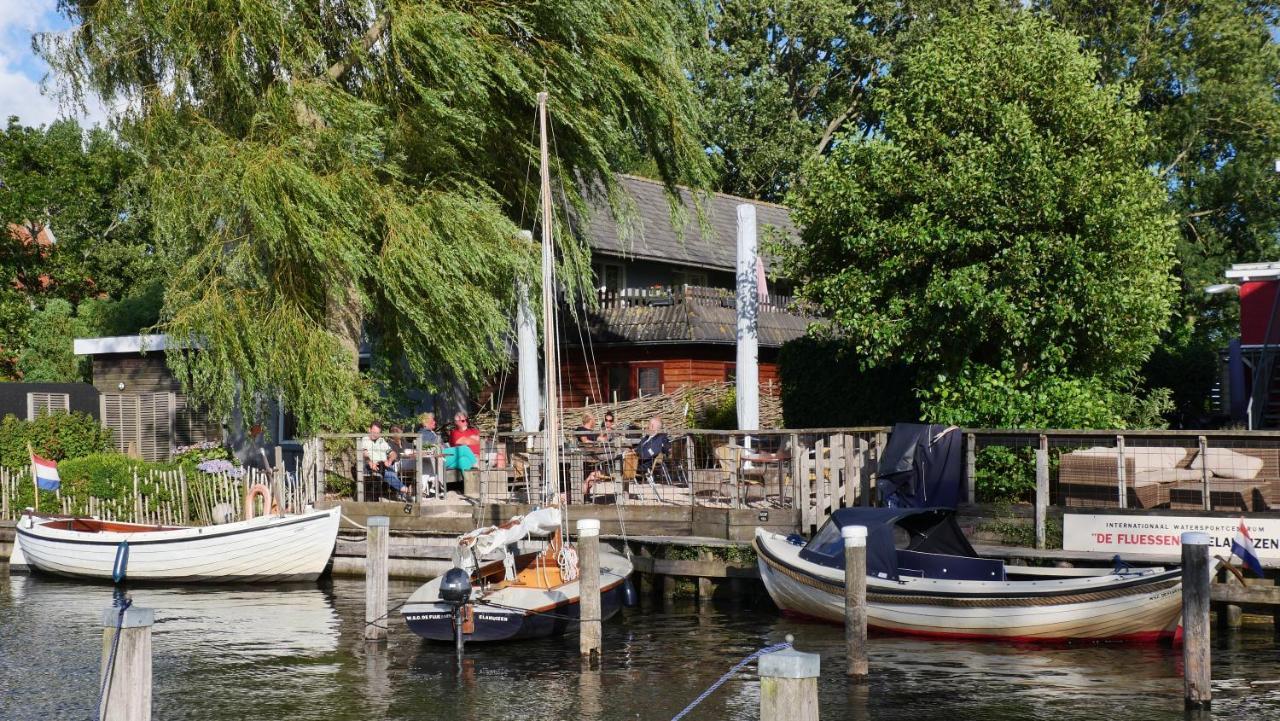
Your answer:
(439, 567), (473, 655)
(440, 567), (472, 606)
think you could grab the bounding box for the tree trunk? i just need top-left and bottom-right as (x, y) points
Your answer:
(327, 282), (364, 372)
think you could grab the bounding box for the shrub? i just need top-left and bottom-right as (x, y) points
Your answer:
(0, 411), (114, 467)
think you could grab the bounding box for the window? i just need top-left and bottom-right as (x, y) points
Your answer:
(672, 269), (707, 288)
(606, 366), (632, 403)
(724, 364), (736, 384)
(592, 261), (626, 292)
(278, 406), (300, 445)
(27, 392), (69, 420)
(636, 365), (662, 397)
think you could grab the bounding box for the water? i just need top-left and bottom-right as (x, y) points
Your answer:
(4, 572), (1280, 720)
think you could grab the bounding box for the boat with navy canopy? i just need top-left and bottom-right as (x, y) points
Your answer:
(755, 507), (1184, 643)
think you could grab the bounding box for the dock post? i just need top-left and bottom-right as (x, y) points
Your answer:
(365, 516), (390, 642)
(99, 604), (153, 721)
(578, 518), (602, 664)
(1034, 434), (1048, 550)
(759, 638), (820, 721)
(842, 524), (869, 680)
(1182, 531), (1212, 709)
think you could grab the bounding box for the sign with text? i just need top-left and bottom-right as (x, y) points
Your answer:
(1063, 514), (1280, 566)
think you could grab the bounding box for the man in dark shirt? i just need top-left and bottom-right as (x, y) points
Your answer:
(636, 415), (671, 477)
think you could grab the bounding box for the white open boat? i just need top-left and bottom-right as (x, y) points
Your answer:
(402, 506), (633, 643)
(756, 508), (1183, 643)
(13, 505), (341, 583)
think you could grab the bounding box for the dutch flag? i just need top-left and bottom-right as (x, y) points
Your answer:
(1232, 518), (1265, 578)
(31, 453), (60, 491)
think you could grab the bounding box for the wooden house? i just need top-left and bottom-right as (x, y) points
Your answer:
(487, 175), (813, 418)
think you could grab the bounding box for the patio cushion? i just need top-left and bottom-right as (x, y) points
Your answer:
(1131, 469), (1203, 487)
(1189, 448), (1264, 480)
(1068, 446), (1186, 473)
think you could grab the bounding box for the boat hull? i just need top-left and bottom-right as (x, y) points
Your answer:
(404, 580), (627, 642)
(755, 530), (1183, 643)
(403, 550), (633, 642)
(14, 507), (341, 583)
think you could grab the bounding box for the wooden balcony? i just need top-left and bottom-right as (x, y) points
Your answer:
(564, 285), (819, 347)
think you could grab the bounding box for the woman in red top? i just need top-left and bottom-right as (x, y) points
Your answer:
(449, 412), (482, 456)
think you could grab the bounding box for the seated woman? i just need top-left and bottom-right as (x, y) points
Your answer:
(444, 412), (481, 473)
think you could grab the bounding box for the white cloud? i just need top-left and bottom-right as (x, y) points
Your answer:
(0, 0), (107, 128)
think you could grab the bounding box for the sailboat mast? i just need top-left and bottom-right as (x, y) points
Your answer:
(537, 91), (561, 505)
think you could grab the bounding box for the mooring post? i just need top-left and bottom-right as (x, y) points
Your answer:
(759, 637), (820, 721)
(365, 515), (390, 642)
(842, 524), (869, 680)
(578, 518), (603, 663)
(1182, 531), (1212, 709)
(99, 604), (153, 721)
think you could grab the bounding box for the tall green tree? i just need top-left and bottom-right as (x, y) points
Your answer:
(692, 0), (1016, 201)
(40, 0), (711, 432)
(0, 118), (155, 303)
(782, 9), (1179, 428)
(1039, 1), (1280, 423)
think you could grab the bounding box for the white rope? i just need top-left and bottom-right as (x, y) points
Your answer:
(340, 513), (368, 531)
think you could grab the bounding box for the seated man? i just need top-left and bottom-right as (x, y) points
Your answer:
(574, 412), (604, 447)
(636, 415), (672, 479)
(360, 422), (407, 500)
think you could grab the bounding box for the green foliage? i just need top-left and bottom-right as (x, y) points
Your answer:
(76, 279), (165, 337)
(0, 118), (156, 304)
(778, 336), (920, 427)
(41, 0), (713, 434)
(0, 289), (33, 379)
(690, 387), (738, 430)
(1139, 319), (1222, 427)
(921, 362), (1172, 430)
(172, 441), (230, 466)
(784, 10), (1178, 429)
(973, 447), (1035, 503)
(0, 411), (114, 468)
(16, 299), (88, 382)
(976, 502), (1063, 548)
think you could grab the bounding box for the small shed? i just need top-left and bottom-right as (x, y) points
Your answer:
(0, 381), (99, 421)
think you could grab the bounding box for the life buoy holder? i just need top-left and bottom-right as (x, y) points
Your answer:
(243, 484), (279, 520)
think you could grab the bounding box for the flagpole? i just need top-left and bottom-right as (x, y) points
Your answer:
(27, 442), (38, 513)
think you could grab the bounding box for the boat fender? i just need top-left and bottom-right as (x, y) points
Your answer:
(243, 484), (273, 520)
(111, 541), (130, 584)
(623, 577), (638, 607)
(558, 546), (580, 582)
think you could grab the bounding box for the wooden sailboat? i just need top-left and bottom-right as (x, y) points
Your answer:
(755, 508), (1184, 643)
(402, 92), (633, 643)
(14, 505), (341, 583)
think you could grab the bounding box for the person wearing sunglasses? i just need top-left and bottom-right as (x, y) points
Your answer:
(449, 412), (482, 457)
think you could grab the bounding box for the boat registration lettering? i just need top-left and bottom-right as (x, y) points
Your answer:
(477, 614), (509, 622)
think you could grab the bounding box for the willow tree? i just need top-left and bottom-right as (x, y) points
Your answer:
(38, 1), (710, 432)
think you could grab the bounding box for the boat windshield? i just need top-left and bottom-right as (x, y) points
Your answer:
(803, 519), (843, 559)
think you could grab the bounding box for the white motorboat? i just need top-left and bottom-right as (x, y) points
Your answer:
(755, 508), (1183, 643)
(13, 505), (340, 583)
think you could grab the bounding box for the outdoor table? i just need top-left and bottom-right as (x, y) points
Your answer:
(741, 451), (791, 507)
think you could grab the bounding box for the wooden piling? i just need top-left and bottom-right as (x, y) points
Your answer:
(1182, 531), (1211, 709)
(364, 516), (390, 642)
(577, 518), (602, 663)
(99, 604), (153, 721)
(759, 641), (820, 721)
(842, 524), (868, 680)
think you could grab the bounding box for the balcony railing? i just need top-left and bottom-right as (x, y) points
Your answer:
(592, 284), (813, 316)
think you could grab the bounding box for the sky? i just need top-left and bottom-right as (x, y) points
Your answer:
(0, 0), (105, 127)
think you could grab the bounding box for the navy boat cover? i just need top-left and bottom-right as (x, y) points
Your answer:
(798, 507), (1003, 581)
(876, 423), (964, 507)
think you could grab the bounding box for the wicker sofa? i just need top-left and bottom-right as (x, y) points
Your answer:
(1058, 446), (1280, 510)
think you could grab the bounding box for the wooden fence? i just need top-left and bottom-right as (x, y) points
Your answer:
(0, 455), (323, 526)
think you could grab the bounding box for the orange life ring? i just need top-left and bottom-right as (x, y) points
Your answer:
(243, 483), (273, 520)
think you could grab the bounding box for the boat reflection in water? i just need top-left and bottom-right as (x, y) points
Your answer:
(6, 574), (341, 658)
